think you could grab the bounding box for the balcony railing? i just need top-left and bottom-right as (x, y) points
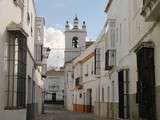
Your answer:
(105, 49), (116, 70)
(75, 77), (83, 90)
(141, 0), (160, 21)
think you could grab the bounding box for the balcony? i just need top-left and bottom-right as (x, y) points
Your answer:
(75, 77), (83, 90)
(105, 49), (116, 70)
(141, 0), (160, 21)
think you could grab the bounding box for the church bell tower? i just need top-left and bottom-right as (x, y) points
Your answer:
(64, 16), (87, 63)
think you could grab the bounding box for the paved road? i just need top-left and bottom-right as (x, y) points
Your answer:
(37, 104), (97, 120)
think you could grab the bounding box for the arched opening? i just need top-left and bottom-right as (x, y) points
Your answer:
(72, 36), (79, 48)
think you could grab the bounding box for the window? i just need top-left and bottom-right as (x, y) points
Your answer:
(94, 48), (101, 75)
(116, 28), (118, 42)
(79, 93), (82, 98)
(75, 77), (80, 86)
(107, 86), (110, 102)
(110, 29), (116, 48)
(6, 33), (27, 109)
(72, 36), (79, 48)
(85, 65), (88, 76)
(119, 24), (122, 44)
(105, 49), (116, 70)
(102, 87), (104, 102)
(35, 44), (42, 63)
(91, 61), (94, 74)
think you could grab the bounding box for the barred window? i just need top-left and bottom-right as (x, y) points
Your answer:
(94, 48), (101, 75)
(75, 77), (80, 86)
(6, 33), (27, 109)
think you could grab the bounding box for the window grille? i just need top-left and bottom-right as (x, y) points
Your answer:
(6, 33), (27, 109)
(94, 48), (101, 75)
(102, 87), (104, 102)
(105, 49), (116, 70)
(75, 77), (80, 86)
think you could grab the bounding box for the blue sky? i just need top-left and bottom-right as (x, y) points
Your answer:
(35, 0), (107, 68)
(35, 0), (107, 39)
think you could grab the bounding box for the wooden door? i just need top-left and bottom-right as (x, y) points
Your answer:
(137, 47), (156, 120)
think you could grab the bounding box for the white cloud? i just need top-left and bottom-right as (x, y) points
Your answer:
(44, 27), (65, 68)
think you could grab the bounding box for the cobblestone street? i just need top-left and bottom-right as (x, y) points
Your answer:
(37, 105), (97, 120)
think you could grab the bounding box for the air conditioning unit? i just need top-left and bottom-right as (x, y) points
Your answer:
(105, 49), (116, 70)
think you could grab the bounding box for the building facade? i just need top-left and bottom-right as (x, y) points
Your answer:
(95, 0), (160, 120)
(45, 68), (64, 104)
(64, 16), (87, 111)
(63, 1), (160, 120)
(72, 43), (96, 113)
(128, 0), (160, 119)
(0, 0), (49, 120)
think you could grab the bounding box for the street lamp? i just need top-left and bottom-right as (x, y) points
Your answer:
(46, 47), (51, 58)
(43, 47), (51, 59)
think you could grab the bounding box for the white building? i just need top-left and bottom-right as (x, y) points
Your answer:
(128, 0), (160, 119)
(45, 68), (64, 103)
(95, 0), (160, 119)
(64, 1), (160, 119)
(0, 0), (49, 120)
(64, 16), (87, 111)
(72, 43), (95, 113)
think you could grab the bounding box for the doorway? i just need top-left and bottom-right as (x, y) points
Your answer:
(52, 93), (56, 102)
(136, 47), (156, 120)
(87, 89), (92, 112)
(118, 69), (129, 119)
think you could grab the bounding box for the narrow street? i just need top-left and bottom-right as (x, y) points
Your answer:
(37, 105), (97, 120)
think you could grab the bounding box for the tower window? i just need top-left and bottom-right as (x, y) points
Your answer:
(72, 36), (79, 48)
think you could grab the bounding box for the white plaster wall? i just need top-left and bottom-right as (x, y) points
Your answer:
(64, 63), (74, 110)
(23, 0), (36, 56)
(0, 0), (22, 112)
(129, 0), (160, 87)
(66, 89), (73, 111)
(35, 85), (43, 115)
(65, 30), (87, 62)
(0, 1), (43, 120)
(82, 57), (95, 83)
(45, 76), (64, 101)
(65, 31), (87, 50)
(72, 43), (100, 107)
(1, 109), (26, 120)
